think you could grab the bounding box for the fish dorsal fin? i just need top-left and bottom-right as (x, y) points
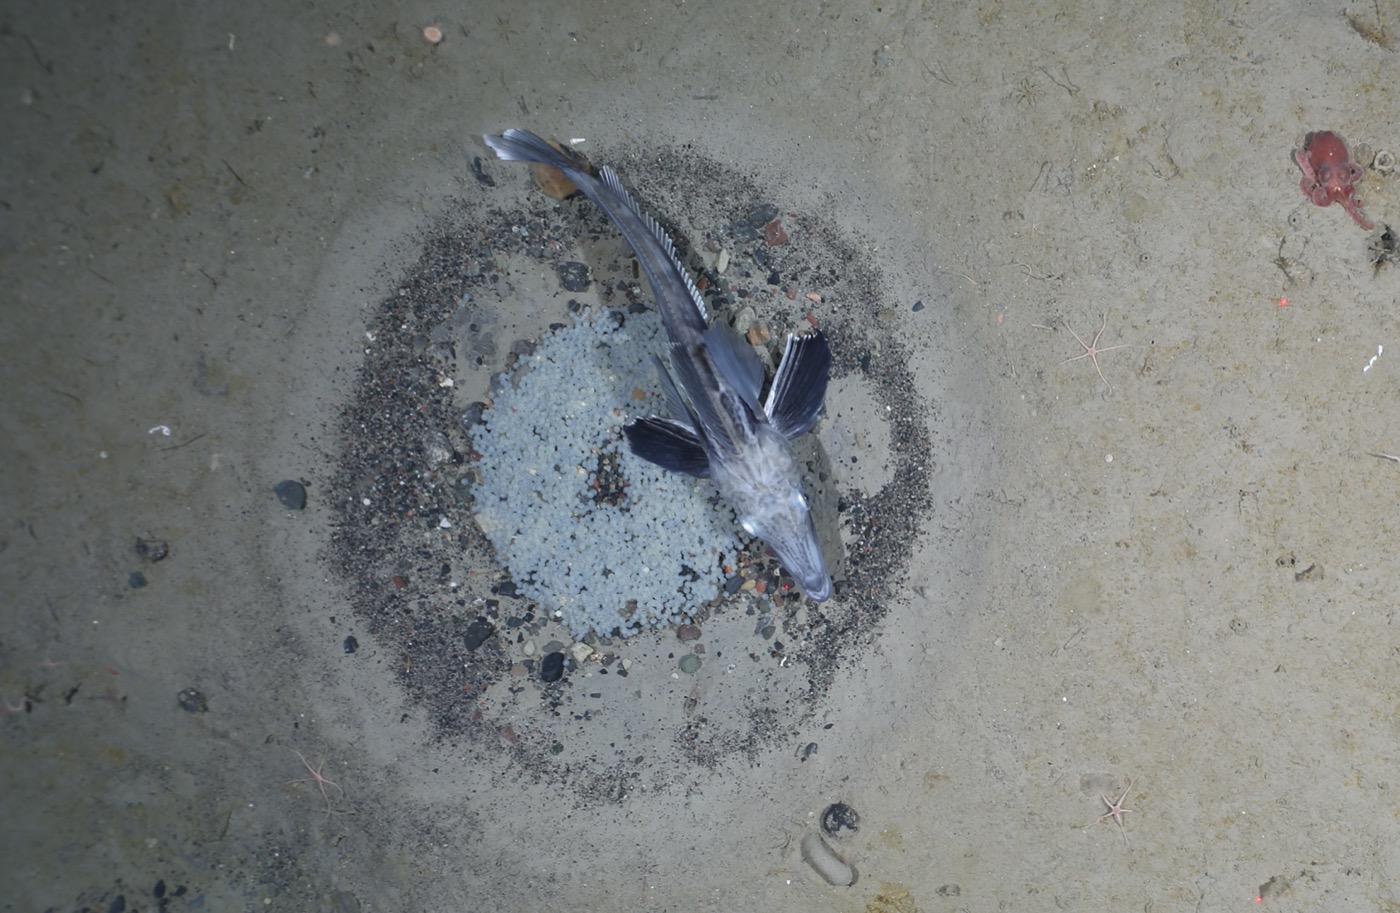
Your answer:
(702, 324), (765, 412)
(598, 165), (709, 325)
(764, 330), (831, 439)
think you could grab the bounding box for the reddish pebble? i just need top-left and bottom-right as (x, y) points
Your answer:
(764, 217), (788, 246)
(677, 624), (701, 642)
(391, 575), (407, 588)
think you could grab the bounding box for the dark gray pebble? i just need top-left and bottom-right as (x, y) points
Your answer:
(540, 651), (565, 682)
(732, 203), (779, 240)
(463, 617), (494, 651)
(274, 480), (307, 510)
(135, 537), (169, 562)
(128, 571), (147, 589)
(724, 574), (744, 595)
(493, 579), (519, 598)
(556, 261), (591, 292)
(912, 299), (925, 312)
(177, 688), (208, 713)
(343, 635), (358, 654)
(461, 402), (487, 427)
(821, 802), (860, 837)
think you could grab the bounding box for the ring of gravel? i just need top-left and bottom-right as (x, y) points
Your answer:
(327, 143), (933, 802)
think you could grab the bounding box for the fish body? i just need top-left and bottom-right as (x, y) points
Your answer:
(483, 129), (833, 601)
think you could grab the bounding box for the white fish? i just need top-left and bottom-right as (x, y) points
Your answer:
(483, 129), (833, 601)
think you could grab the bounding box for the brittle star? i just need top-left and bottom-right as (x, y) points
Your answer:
(1079, 777), (1133, 845)
(1061, 314), (1132, 392)
(289, 748), (345, 817)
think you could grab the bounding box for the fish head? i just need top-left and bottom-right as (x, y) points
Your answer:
(711, 428), (832, 602)
(737, 488), (832, 602)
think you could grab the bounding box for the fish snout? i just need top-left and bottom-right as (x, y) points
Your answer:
(799, 567), (833, 602)
(739, 491), (832, 602)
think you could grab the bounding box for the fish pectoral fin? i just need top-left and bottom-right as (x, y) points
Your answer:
(624, 418), (711, 478)
(764, 330), (832, 439)
(702, 324), (765, 412)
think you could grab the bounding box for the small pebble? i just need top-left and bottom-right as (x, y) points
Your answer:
(135, 538), (169, 562)
(463, 617), (494, 651)
(732, 203), (778, 240)
(274, 480), (307, 510)
(821, 802), (861, 837)
(176, 688), (208, 713)
(128, 571), (147, 589)
(540, 651), (565, 682)
(678, 653), (702, 674)
(556, 261), (591, 292)
(676, 624), (701, 642)
(746, 322), (772, 345)
(343, 635), (358, 654)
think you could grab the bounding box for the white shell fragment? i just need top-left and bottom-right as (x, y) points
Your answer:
(800, 832), (855, 887)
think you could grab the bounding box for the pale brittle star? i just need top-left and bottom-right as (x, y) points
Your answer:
(288, 748), (347, 817)
(1079, 777), (1133, 845)
(1061, 314), (1132, 392)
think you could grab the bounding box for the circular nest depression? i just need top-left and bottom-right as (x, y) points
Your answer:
(327, 143), (934, 803)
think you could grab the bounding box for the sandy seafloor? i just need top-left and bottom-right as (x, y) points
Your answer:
(5, 0), (1400, 910)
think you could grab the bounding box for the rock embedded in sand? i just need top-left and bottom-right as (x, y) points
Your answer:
(540, 651), (565, 683)
(820, 802), (860, 837)
(274, 480), (307, 510)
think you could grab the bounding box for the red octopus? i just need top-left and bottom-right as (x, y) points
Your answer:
(1293, 130), (1374, 230)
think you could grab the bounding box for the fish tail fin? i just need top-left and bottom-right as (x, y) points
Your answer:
(483, 129), (581, 172)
